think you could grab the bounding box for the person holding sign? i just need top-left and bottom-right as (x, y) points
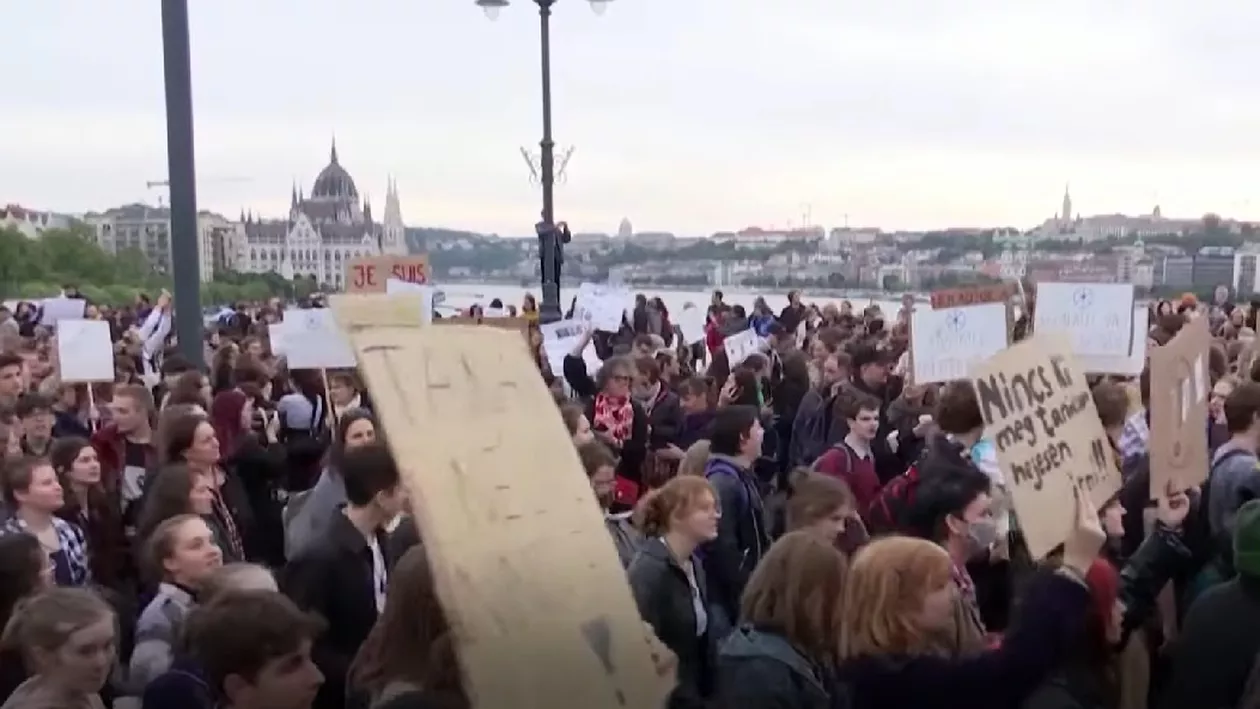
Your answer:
(562, 328), (649, 508)
(836, 489), (1106, 708)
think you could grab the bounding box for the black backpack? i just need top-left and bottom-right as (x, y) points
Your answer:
(1191, 448), (1253, 576)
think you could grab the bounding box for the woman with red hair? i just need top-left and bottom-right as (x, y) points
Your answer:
(209, 389), (287, 566)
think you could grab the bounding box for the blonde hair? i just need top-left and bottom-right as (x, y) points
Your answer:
(633, 475), (715, 537)
(677, 440), (711, 477)
(839, 536), (952, 659)
(144, 513), (206, 583)
(200, 563), (276, 603)
(1, 588), (114, 668)
(740, 531), (848, 665)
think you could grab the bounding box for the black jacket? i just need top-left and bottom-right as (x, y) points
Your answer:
(1161, 574), (1260, 709)
(644, 388), (684, 451)
(282, 511), (392, 709)
(702, 455), (770, 624)
(718, 626), (837, 709)
(1023, 523), (1193, 709)
(627, 537), (716, 709)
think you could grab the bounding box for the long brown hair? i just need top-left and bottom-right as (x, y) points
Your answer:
(740, 531), (849, 665)
(348, 546), (465, 703)
(785, 469), (853, 532)
(839, 536), (952, 659)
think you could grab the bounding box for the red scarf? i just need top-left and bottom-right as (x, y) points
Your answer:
(593, 393), (633, 446)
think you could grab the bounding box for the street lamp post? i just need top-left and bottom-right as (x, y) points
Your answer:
(160, 0), (205, 367)
(476, 0), (611, 324)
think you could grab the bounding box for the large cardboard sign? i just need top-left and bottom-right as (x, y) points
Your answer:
(437, 315), (530, 338)
(968, 335), (1121, 558)
(1149, 316), (1210, 496)
(328, 294), (671, 709)
(346, 255), (431, 293)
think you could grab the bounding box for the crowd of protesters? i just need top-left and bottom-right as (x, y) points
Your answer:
(0, 284), (1255, 709)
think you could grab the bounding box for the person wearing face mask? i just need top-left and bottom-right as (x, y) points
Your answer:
(904, 461), (997, 658)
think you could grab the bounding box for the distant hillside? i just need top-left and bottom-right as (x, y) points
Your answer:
(404, 226), (494, 253)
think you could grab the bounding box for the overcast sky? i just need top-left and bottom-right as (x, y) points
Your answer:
(4, 1), (1259, 236)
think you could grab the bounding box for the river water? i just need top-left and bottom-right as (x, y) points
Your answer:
(433, 283), (911, 317)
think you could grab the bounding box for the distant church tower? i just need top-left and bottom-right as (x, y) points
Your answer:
(381, 177), (406, 255)
(1061, 184), (1073, 223)
(617, 218), (633, 238)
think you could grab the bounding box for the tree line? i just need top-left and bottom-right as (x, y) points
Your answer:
(0, 225), (319, 307)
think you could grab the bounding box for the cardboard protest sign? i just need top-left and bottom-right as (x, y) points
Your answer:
(436, 315), (531, 340)
(328, 294), (672, 709)
(930, 283), (1013, 310)
(1148, 316), (1210, 496)
(968, 334), (1121, 559)
(346, 255), (431, 292)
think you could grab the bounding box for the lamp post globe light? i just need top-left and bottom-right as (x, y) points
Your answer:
(475, 0), (612, 324)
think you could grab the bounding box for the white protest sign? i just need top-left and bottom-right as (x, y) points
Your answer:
(968, 335), (1120, 558)
(723, 328), (765, 366)
(911, 303), (1008, 384)
(573, 283), (633, 333)
(56, 319), (114, 383)
(40, 297), (87, 326)
(538, 319), (600, 376)
(1034, 282), (1134, 357)
(676, 306), (707, 345)
(269, 320), (288, 357)
(283, 308), (357, 370)
(1074, 306), (1148, 376)
(385, 278), (434, 324)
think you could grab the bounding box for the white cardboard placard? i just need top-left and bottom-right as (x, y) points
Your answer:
(283, 308), (356, 370)
(911, 303), (1009, 384)
(1034, 282), (1135, 357)
(57, 319), (114, 383)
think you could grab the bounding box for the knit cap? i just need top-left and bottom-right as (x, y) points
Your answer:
(1234, 499), (1260, 577)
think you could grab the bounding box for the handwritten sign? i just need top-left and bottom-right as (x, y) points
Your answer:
(573, 283), (634, 333)
(56, 319), (114, 383)
(1033, 282), (1134, 357)
(346, 255), (431, 293)
(539, 319), (600, 375)
(911, 303), (1008, 384)
(1149, 316), (1210, 495)
(328, 294), (672, 709)
(930, 283), (1013, 310)
(723, 327), (765, 367)
(1074, 306), (1148, 376)
(968, 335), (1120, 558)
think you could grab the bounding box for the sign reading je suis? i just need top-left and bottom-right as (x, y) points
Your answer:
(345, 255), (431, 293)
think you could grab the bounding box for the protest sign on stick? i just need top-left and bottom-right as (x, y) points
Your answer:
(1149, 316), (1210, 496)
(329, 293), (672, 709)
(968, 334), (1121, 558)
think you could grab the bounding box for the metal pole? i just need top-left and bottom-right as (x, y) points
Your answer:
(161, 0), (204, 367)
(536, 0), (563, 324)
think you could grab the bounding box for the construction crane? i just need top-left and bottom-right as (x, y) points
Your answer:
(146, 176), (252, 189)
